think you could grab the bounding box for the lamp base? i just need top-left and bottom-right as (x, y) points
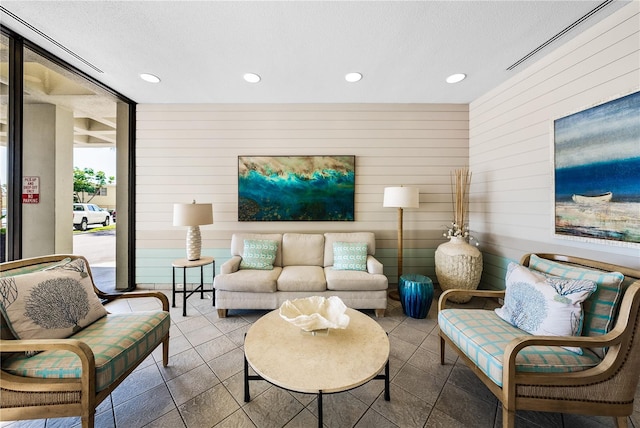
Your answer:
(186, 226), (202, 261)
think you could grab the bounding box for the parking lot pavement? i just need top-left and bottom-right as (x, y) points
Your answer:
(73, 229), (116, 292)
(73, 229), (115, 267)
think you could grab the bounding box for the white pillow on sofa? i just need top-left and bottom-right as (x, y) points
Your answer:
(495, 263), (597, 354)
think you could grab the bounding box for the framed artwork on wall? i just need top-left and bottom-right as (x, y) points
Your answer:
(553, 90), (640, 246)
(238, 155), (355, 221)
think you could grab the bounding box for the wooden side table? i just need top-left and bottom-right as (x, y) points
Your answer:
(171, 256), (215, 316)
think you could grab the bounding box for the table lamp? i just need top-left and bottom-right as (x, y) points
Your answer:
(383, 186), (419, 286)
(173, 200), (213, 261)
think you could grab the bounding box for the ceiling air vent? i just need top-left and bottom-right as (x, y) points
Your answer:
(506, 0), (615, 71)
(0, 6), (104, 73)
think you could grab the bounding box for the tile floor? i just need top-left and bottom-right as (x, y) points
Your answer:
(2, 290), (639, 428)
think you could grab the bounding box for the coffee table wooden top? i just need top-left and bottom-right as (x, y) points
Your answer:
(244, 308), (389, 394)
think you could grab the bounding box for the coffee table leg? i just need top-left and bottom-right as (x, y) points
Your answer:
(244, 352), (250, 402)
(384, 359), (390, 401)
(317, 390), (323, 428)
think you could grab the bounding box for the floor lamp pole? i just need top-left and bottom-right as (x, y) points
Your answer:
(388, 207), (404, 301)
(397, 207), (403, 280)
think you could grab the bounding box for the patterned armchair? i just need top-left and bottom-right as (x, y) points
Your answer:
(0, 255), (170, 428)
(438, 253), (640, 427)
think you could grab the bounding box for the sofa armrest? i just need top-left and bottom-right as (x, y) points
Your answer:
(1, 337), (96, 393)
(220, 256), (242, 274)
(366, 255), (384, 275)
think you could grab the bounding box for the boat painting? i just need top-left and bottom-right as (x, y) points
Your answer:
(554, 90), (640, 246)
(572, 192), (613, 204)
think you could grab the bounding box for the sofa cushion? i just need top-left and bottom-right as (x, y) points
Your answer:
(240, 239), (279, 270)
(278, 266), (326, 292)
(231, 233), (283, 267)
(282, 233), (324, 266)
(324, 232), (376, 267)
(325, 267), (388, 291)
(495, 263), (597, 354)
(528, 254), (624, 358)
(1, 311), (170, 392)
(333, 242), (367, 271)
(0, 258), (107, 340)
(214, 267), (282, 292)
(438, 309), (601, 387)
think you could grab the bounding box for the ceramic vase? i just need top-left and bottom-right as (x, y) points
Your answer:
(435, 236), (482, 303)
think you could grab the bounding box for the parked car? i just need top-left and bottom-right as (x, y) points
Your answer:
(73, 203), (111, 230)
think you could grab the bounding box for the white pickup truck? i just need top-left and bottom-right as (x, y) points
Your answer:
(73, 203), (111, 231)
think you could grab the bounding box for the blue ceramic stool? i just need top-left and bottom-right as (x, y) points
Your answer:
(398, 274), (434, 319)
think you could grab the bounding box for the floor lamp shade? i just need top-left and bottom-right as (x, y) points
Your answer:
(383, 186), (419, 209)
(173, 202), (214, 261)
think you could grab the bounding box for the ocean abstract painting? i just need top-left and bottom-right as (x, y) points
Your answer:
(554, 90), (640, 246)
(238, 156), (355, 221)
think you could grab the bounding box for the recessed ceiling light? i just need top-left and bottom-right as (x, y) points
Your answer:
(140, 73), (161, 83)
(345, 72), (363, 83)
(244, 73), (261, 83)
(446, 73), (466, 84)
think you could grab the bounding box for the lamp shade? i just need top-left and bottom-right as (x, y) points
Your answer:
(173, 202), (213, 226)
(383, 187), (419, 208)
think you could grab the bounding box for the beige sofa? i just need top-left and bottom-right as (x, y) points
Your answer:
(214, 232), (388, 317)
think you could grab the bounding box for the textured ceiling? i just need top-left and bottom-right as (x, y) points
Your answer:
(0, 1), (631, 104)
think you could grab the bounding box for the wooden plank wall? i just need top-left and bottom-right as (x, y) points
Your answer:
(469, 2), (640, 289)
(135, 104), (469, 285)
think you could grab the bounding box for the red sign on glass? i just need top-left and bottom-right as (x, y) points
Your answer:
(22, 176), (40, 204)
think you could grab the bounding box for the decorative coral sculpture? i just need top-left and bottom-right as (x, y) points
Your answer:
(279, 296), (350, 332)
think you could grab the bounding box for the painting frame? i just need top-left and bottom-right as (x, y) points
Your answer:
(238, 155), (356, 222)
(553, 89), (640, 247)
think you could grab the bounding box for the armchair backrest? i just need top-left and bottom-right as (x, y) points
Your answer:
(521, 253), (640, 402)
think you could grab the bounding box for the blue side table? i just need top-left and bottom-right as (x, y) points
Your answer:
(398, 274), (434, 319)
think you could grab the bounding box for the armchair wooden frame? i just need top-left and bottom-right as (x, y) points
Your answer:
(0, 255), (170, 428)
(438, 253), (640, 428)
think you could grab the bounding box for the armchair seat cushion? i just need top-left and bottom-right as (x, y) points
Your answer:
(438, 308), (600, 387)
(1, 311), (170, 392)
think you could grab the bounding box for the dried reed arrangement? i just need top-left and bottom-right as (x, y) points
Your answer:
(451, 167), (472, 230)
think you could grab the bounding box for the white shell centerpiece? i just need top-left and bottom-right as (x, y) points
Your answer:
(279, 296), (350, 332)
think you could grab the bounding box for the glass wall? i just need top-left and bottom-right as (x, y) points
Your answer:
(22, 46), (118, 269)
(1, 26), (134, 289)
(1, 34), (8, 262)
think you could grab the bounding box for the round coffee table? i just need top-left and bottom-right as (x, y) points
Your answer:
(244, 307), (390, 427)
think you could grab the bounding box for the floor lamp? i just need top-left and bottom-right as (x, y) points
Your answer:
(173, 200), (214, 261)
(383, 186), (419, 300)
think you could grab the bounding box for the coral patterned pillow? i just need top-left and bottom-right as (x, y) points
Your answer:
(332, 242), (368, 271)
(0, 258), (107, 340)
(240, 239), (279, 270)
(495, 263), (597, 354)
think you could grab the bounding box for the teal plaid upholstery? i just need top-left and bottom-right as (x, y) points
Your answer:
(528, 254), (624, 358)
(438, 309), (600, 387)
(0, 258), (70, 278)
(1, 311), (169, 392)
